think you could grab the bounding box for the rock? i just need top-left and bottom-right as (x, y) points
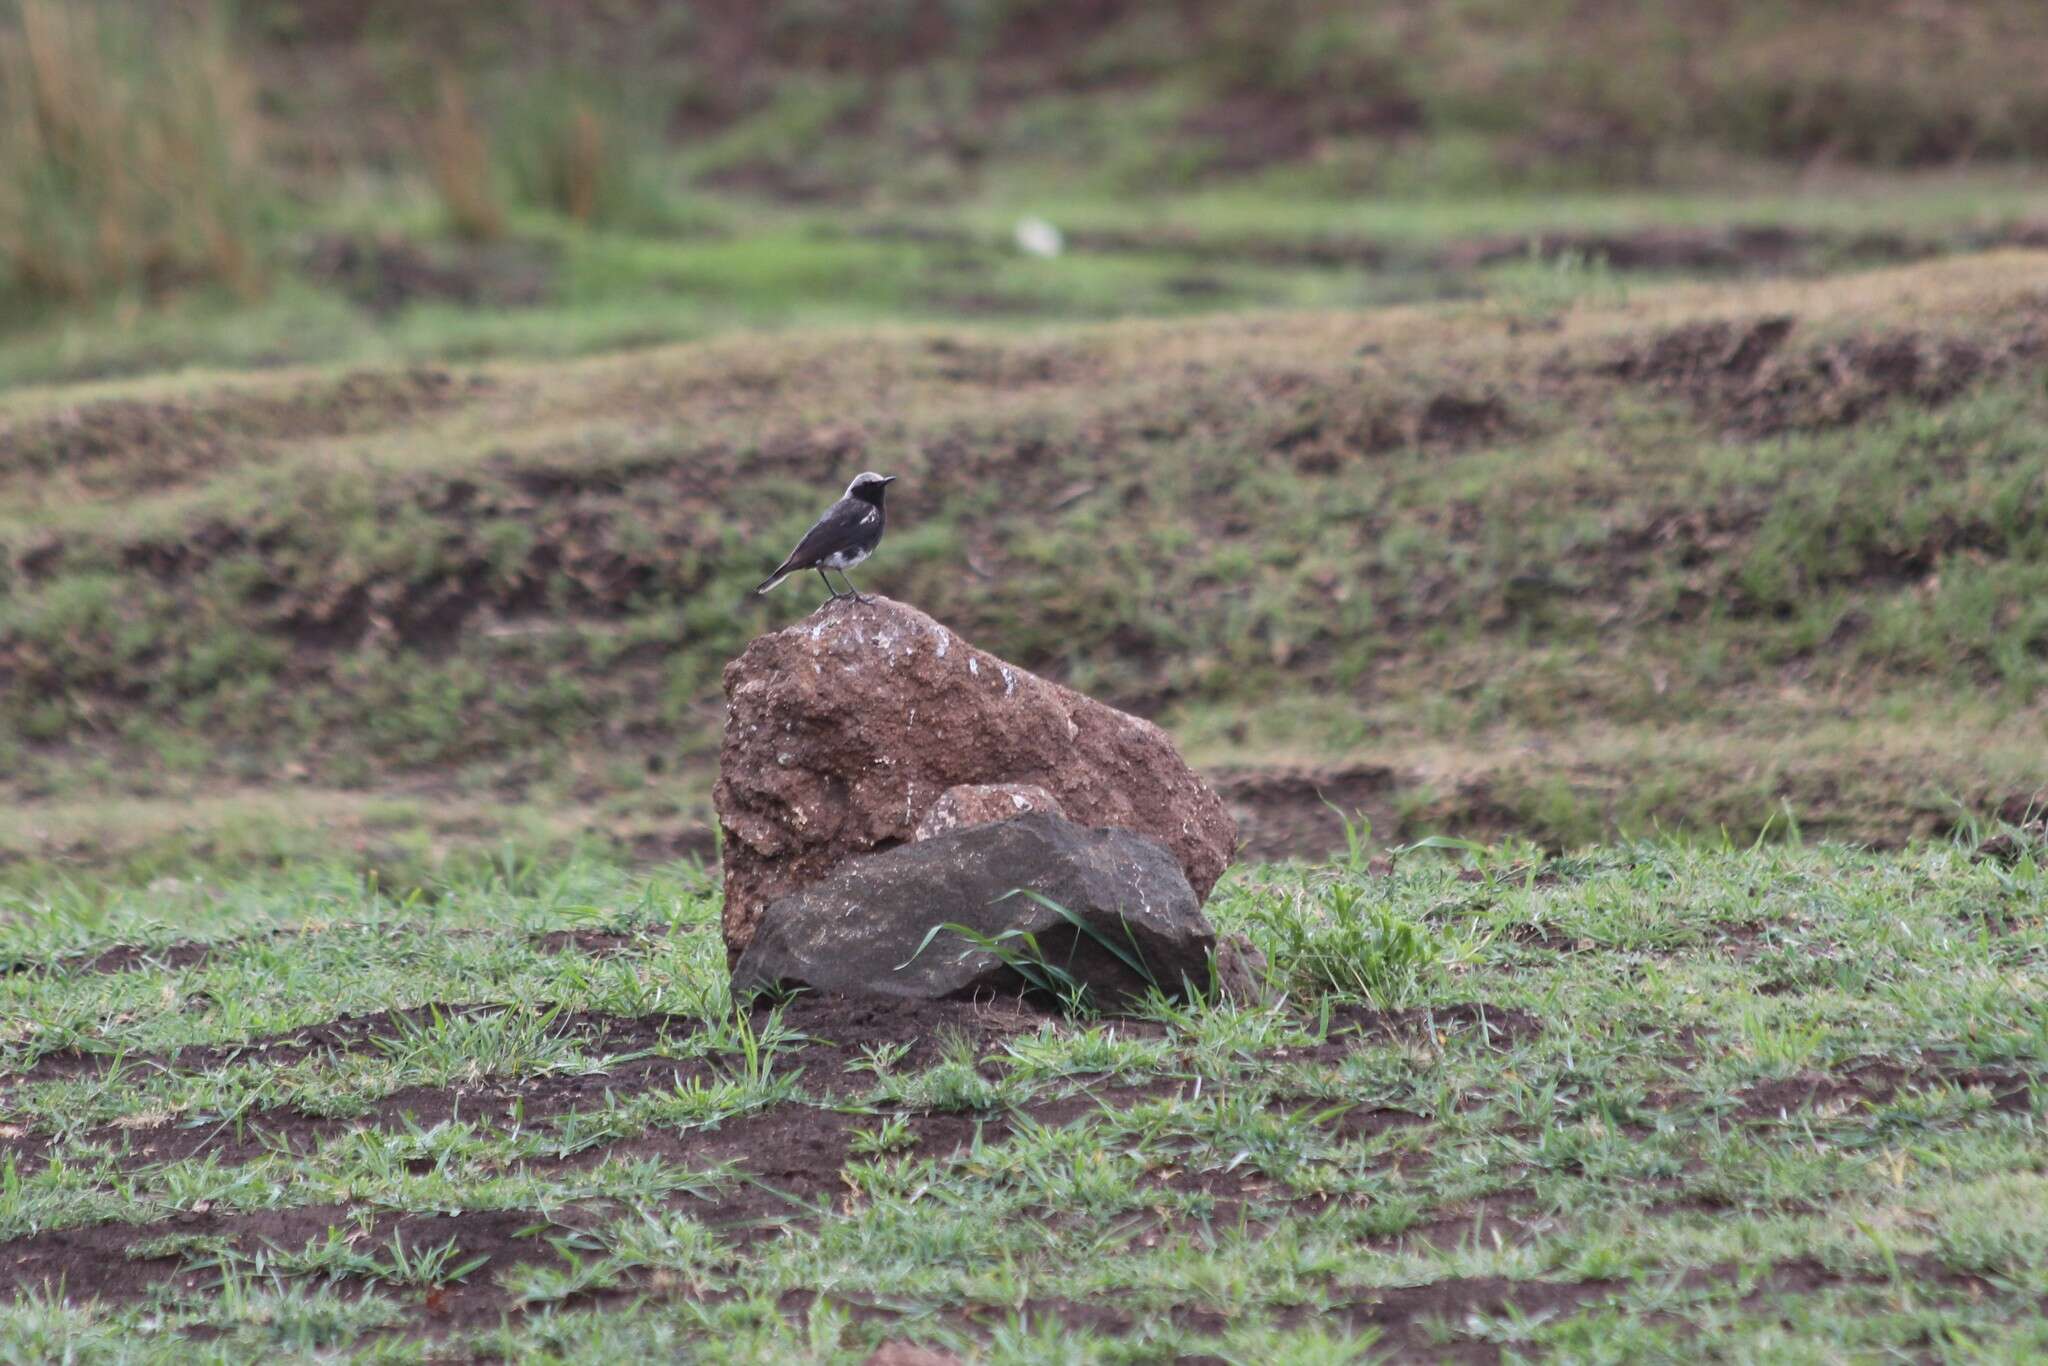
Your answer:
(914, 782), (1065, 841)
(731, 813), (1216, 1012)
(715, 595), (1236, 958)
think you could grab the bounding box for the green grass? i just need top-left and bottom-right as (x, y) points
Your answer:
(6, 8), (2045, 1351)
(8, 169), (2048, 391)
(0, 836), (2041, 1359)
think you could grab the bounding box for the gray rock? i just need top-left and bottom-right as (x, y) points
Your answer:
(731, 813), (1216, 1013)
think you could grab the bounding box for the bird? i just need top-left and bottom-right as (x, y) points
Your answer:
(756, 471), (897, 606)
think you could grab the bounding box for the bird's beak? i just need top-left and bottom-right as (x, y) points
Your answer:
(881, 476), (898, 484)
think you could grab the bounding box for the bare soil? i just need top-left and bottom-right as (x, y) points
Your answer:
(1598, 312), (2048, 435)
(301, 235), (556, 316)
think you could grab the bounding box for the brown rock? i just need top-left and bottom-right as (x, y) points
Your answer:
(913, 782), (1065, 841)
(715, 596), (1236, 959)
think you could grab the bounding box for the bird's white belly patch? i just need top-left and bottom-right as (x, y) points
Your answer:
(822, 546), (870, 569)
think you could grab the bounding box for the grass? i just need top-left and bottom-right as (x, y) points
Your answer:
(4, 5), (2044, 1353)
(8, 170), (2048, 390)
(0, 0), (267, 306)
(4, 251), (2047, 878)
(9, 0), (2048, 385)
(423, 70), (505, 244)
(0, 836), (2040, 1358)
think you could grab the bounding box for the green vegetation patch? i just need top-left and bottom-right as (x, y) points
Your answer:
(0, 836), (2042, 1358)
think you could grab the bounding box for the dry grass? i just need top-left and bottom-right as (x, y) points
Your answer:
(498, 83), (666, 230)
(423, 69), (505, 243)
(555, 101), (608, 226)
(0, 0), (266, 304)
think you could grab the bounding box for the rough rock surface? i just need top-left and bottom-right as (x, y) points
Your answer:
(913, 783), (1065, 841)
(731, 813), (1215, 1011)
(715, 596), (1236, 958)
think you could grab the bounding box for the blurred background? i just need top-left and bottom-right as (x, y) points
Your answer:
(3, 0), (2046, 887)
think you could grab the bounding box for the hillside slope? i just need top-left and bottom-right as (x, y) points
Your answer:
(4, 253), (2047, 879)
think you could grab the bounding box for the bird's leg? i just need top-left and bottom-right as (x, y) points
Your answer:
(819, 567), (863, 604)
(838, 569), (873, 605)
(814, 567), (843, 610)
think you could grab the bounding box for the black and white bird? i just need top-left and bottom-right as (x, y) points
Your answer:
(756, 471), (897, 605)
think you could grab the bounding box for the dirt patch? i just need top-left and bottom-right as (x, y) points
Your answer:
(1321, 1001), (1543, 1054)
(1368, 1192), (1553, 1254)
(1216, 765), (1402, 861)
(7, 1001), (696, 1086)
(1731, 1060), (2033, 1122)
(0, 1203), (575, 1329)
(1253, 370), (1523, 472)
(0, 989), (1473, 1186)
(1216, 765), (1529, 862)
(117, 464), (728, 654)
(760, 992), (1060, 1093)
(301, 239), (557, 319)
(6, 994), (1058, 1095)
(919, 336), (1089, 387)
(302, 234), (556, 315)
(1065, 225), (1389, 271)
(1605, 314), (1799, 387)
(1181, 78), (1426, 175)
(531, 926), (668, 957)
(1600, 314), (2047, 435)
(1975, 819), (2047, 866)
(0, 939), (216, 977)
(1440, 225), (1937, 275)
(1320, 1274), (1622, 1359)
(0, 368), (485, 501)
(609, 1105), (865, 1241)
(1003, 1080), (1196, 1136)
(1267, 1094), (1427, 1143)
(1415, 391), (1513, 446)
(0, 994), (1066, 1173)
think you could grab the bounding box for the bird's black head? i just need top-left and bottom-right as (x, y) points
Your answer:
(845, 471), (897, 506)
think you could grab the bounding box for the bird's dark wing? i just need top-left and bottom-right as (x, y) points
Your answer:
(774, 497), (874, 572)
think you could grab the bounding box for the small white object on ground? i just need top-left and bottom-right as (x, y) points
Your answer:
(1013, 216), (1064, 259)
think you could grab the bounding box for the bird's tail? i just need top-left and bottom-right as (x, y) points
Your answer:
(756, 564), (794, 595)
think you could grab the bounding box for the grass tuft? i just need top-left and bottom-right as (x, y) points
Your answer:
(497, 83), (671, 231)
(423, 69), (505, 243)
(0, 0), (267, 305)
(1252, 880), (1458, 1008)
